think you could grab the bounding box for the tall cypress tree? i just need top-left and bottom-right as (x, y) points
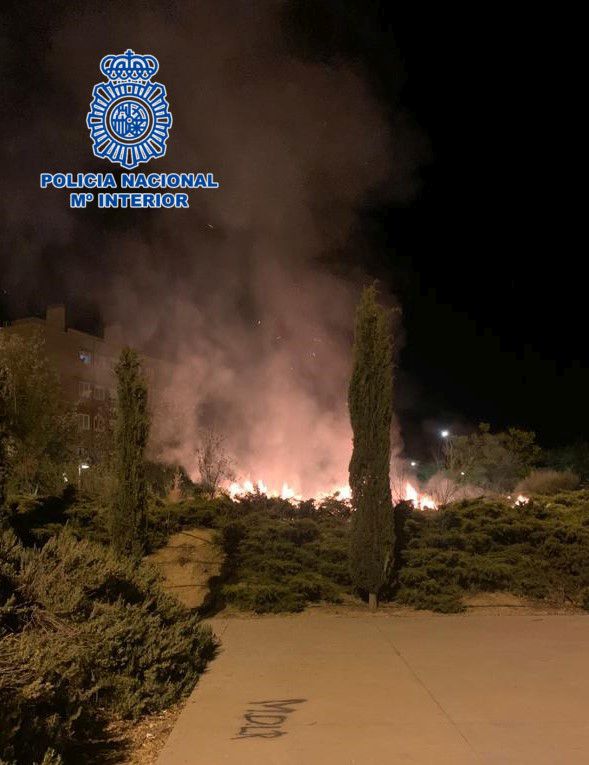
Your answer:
(111, 347), (149, 558)
(348, 285), (395, 610)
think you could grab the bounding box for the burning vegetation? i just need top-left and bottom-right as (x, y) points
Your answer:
(226, 476), (437, 509)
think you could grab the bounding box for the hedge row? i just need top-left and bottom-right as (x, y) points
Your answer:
(396, 492), (589, 612)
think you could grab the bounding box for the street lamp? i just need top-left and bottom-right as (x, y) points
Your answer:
(440, 429), (450, 439)
(78, 461), (90, 488)
(410, 461), (418, 467)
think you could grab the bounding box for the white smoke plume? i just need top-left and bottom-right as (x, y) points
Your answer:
(1, 1), (424, 496)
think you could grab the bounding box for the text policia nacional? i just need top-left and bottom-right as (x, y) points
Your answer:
(39, 172), (220, 208)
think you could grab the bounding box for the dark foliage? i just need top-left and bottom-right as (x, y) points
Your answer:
(213, 495), (351, 613)
(145, 495), (232, 551)
(543, 441), (589, 482)
(1, 490), (78, 548)
(348, 285), (395, 599)
(0, 529), (216, 764)
(111, 348), (149, 558)
(445, 423), (541, 492)
(0, 332), (75, 496)
(396, 493), (589, 612)
(144, 461), (193, 497)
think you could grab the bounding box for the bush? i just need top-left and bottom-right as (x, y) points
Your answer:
(145, 495), (233, 551)
(515, 469), (580, 495)
(214, 497), (349, 613)
(0, 528), (216, 763)
(396, 496), (589, 612)
(4, 491), (349, 616)
(144, 462), (193, 498)
(223, 582), (306, 613)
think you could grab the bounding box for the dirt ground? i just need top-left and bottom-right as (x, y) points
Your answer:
(111, 527), (223, 764)
(144, 528), (222, 609)
(155, 608), (589, 765)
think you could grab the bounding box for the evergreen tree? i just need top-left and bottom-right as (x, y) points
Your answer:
(348, 285), (395, 609)
(112, 348), (149, 557)
(0, 332), (74, 495)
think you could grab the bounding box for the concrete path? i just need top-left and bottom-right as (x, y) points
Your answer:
(158, 612), (589, 764)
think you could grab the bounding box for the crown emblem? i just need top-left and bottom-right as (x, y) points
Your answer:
(100, 49), (159, 85)
(86, 49), (172, 170)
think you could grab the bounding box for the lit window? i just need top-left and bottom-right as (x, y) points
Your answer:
(94, 386), (105, 401)
(77, 413), (90, 431)
(78, 381), (92, 399)
(93, 414), (105, 432)
(79, 349), (92, 365)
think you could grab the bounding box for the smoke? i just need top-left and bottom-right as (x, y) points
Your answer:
(0, 1), (423, 496)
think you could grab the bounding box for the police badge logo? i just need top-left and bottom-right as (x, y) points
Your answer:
(86, 49), (172, 170)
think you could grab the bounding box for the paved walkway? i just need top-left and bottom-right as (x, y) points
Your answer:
(158, 612), (589, 764)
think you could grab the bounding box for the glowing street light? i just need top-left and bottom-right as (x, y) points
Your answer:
(410, 461), (418, 467)
(440, 429), (450, 439)
(78, 461), (91, 488)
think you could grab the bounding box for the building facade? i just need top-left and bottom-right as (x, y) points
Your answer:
(0, 305), (169, 457)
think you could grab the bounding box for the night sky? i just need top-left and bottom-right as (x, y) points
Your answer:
(286, 2), (582, 450)
(0, 1), (581, 456)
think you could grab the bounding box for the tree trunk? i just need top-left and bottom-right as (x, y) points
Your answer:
(368, 592), (378, 611)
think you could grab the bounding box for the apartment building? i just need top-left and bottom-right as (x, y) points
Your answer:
(0, 304), (169, 453)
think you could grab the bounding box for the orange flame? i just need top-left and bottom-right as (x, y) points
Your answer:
(228, 480), (303, 501)
(226, 478), (436, 508)
(401, 481), (438, 510)
(514, 494), (529, 506)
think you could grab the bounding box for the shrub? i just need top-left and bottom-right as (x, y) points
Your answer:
(0, 528), (216, 763)
(223, 582), (306, 613)
(283, 518), (321, 545)
(515, 469), (580, 495)
(144, 462), (193, 498)
(213, 497), (349, 613)
(145, 496), (229, 551)
(396, 496), (589, 612)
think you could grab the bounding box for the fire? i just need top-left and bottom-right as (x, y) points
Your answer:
(228, 480), (303, 501)
(226, 475), (527, 511)
(401, 481), (437, 511)
(226, 478), (435, 509)
(315, 485), (352, 502)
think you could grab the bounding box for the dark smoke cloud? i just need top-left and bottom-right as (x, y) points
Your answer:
(0, 1), (423, 494)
